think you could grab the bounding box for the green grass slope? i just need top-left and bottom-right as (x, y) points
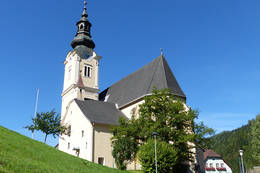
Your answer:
(0, 126), (128, 173)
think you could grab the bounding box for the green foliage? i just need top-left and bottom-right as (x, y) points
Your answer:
(249, 114), (260, 166)
(112, 136), (138, 170)
(111, 117), (139, 170)
(111, 88), (214, 171)
(208, 118), (257, 173)
(194, 121), (215, 149)
(0, 126), (128, 173)
(137, 139), (177, 173)
(25, 110), (67, 143)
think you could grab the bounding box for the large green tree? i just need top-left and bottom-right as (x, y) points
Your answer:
(26, 110), (67, 143)
(111, 88), (214, 171)
(249, 114), (260, 166)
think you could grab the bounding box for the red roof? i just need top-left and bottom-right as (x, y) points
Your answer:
(76, 74), (85, 88)
(204, 149), (221, 160)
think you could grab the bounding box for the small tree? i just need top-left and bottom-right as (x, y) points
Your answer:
(111, 117), (139, 170)
(26, 110), (67, 143)
(137, 139), (177, 173)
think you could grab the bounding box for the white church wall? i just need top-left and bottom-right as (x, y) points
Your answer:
(120, 100), (145, 119)
(63, 52), (79, 91)
(61, 88), (77, 120)
(59, 101), (94, 162)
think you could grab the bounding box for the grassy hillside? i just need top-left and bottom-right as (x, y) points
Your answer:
(208, 123), (252, 173)
(0, 126), (128, 173)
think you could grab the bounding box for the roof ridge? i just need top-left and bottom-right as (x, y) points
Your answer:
(75, 98), (116, 105)
(162, 57), (186, 97)
(145, 55), (164, 94)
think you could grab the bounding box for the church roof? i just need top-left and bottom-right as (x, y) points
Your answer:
(75, 99), (125, 125)
(99, 55), (186, 108)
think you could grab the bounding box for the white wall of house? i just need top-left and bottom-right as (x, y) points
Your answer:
(205, 158), (232, 173)
(59, 101), (94, 162)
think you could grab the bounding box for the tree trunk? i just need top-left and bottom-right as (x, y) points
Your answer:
(44, 134), (48, 144)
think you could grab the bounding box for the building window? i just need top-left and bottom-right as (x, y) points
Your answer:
(82, 130), (84, 137)
(68, 142), (70, 149)
(210, 163), (213, 168)
(86, 142), (87, 149)
(68, 125), (71, 137)
(221, 163), (224, 167)
(98, 157), (104, 165)
(79, 23), (84, 30)
(84, 65), (92, 78)
(216, 163), (219, 167)
(68, 67), (71, 80)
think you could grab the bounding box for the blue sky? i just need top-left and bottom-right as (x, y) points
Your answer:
(0, 0), (260, 146)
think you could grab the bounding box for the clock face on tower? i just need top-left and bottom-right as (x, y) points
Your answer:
(83, 51), (92, 59)
(74, 45), (93, 60)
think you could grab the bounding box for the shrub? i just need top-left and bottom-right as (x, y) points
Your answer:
(137, 139), (178, 173)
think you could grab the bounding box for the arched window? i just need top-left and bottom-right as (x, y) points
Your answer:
(79, 23), (84, 30)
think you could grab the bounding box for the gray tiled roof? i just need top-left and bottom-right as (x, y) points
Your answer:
(75, 99), (125, 125)
(99, 55), (186, 108)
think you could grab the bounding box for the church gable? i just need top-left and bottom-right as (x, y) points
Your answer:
(99, 55), (186, 108)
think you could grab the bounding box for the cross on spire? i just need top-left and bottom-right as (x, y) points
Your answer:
(84, 1), (87, 9)
(82, 0), (88, 18)
(161, 48), (163, 56)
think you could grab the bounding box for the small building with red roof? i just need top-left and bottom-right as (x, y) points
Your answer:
(196, 149), (232, 173)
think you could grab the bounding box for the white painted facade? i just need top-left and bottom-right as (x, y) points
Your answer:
(205, 158), (232, 173)
(59, 48), (101, 162)
(59, 101), (94, 161)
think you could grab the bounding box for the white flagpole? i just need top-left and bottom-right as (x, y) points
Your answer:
(32, 88), (39, 139)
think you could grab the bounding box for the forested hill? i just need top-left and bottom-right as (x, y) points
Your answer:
(208, 121), (253, 173)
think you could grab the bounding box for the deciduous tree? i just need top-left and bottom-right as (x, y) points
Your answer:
(111, 88), (214, 171)
(26, 110), (67, 143)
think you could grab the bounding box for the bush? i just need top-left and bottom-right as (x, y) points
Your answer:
(112, 137), (138, 170)
(137, 139), (178, 173)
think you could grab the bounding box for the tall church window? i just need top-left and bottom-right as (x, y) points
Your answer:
(68, 142), (70, 149)
(84, 65), (92, 78)
(82, 130), (84, 137)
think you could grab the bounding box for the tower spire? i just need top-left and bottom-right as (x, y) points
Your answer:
(82, 1), (88, 18)
(71, 0), (95, 49)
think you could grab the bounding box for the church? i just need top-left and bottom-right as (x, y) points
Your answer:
(58, 1), (191, 170)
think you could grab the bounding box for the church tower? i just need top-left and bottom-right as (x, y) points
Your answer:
(61, 1), (101, 119)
